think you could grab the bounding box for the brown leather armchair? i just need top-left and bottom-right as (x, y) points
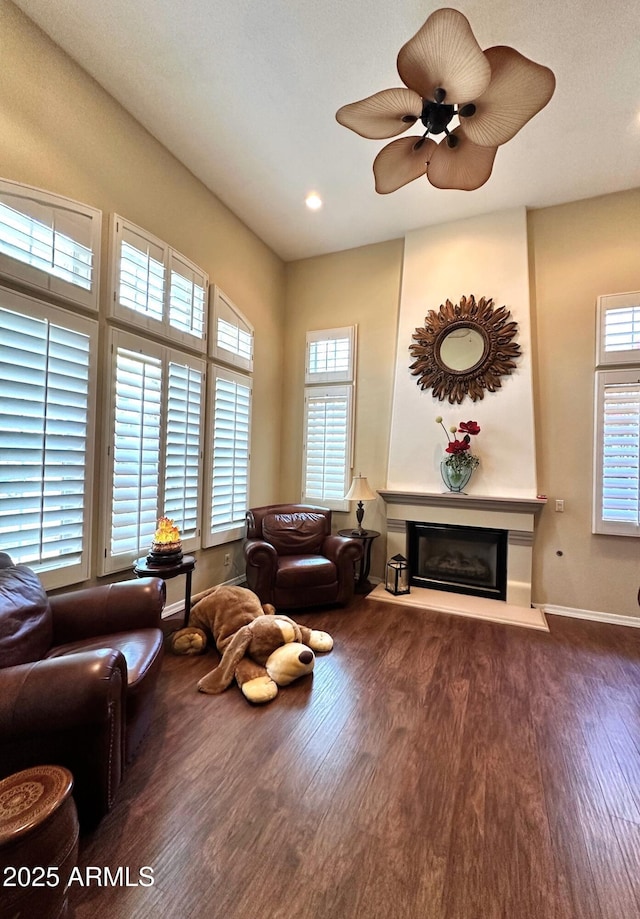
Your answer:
(244, 504), (362, 609)
(0, 553), (165, 828)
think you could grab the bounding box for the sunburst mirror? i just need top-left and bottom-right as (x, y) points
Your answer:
(409, 295), (521, 403)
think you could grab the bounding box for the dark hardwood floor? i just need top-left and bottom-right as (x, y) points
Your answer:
(69, 596), (640, 918)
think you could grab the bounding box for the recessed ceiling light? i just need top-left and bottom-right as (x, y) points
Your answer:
(305, 192), (323, 210)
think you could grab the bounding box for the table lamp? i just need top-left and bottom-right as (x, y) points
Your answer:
(344, 474), (377, 535)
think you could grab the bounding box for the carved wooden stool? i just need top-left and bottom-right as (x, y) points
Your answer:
(0, 765), (79, 919)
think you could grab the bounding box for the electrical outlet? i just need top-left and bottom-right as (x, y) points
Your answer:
(555, 499), (565, 512)
(224, 553), (231, 566)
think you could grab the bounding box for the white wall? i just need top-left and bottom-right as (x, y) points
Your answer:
(387, 207), (538, 498)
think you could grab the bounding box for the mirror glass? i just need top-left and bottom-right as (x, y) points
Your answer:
(439, 327), (485, 372)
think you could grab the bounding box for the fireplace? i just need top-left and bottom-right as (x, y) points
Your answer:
(407, 521), (508, 601)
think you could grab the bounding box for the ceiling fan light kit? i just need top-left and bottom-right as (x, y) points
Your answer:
(336, 7), (555, 193)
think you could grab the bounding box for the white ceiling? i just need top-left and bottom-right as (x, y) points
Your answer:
(12, 0), (640, 262)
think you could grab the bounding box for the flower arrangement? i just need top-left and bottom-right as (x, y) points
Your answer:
(436, 417), (481, 474)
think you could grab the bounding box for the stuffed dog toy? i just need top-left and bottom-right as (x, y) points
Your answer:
(170, 584), (333, 704)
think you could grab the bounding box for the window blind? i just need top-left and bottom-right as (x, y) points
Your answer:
(112, 217), (208, 350)
(118, 228), (165, 322)
(303, 386), (352, 502)
(210, 287), (254, 371)
(600, 379), (640, 529)
(0, 180), (101, 310)
(164, 360), (203, 540)
(0, 302), (94, 575)
(209, 371), (251, 535)
(169, 255), (206, 338)
(110, 347), (162, 559)
(604, 305), (640, 355)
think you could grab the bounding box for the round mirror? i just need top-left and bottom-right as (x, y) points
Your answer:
(409, 295), (521, 403)
(439, 326), (485, 371)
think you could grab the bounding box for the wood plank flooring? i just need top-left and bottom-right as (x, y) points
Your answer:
(69, 596), (640, 919)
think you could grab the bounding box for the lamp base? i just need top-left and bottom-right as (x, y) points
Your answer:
(350, 527), (368, 536)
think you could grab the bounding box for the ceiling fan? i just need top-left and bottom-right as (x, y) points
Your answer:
(336, 7), (556, 193)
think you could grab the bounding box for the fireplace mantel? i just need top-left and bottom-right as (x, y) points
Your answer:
(378, 490), (546, 516)
(378, 490), (546, 608)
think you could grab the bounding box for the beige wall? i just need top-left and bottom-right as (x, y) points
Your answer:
(0, 1), (286, 603)
(2, 2), (638, 619)
(282, 240), (404, 579)
(282, 191), (640, 620)
(528, 189), (640, 619)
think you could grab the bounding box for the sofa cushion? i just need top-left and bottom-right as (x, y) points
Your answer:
(0, 564), (53, 668)
(262, 512), (327, 556)
(275, 555), (336, 588)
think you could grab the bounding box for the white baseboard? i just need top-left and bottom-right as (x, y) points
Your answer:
(536, 603), (640, 629)
(161, 574), (245, 619)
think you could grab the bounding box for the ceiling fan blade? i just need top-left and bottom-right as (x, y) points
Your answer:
(459, 46), (556, 147)
(427, 128), (497, 190)
(397, 8), (491, 104)
(373, 136), (437, 194)
(336, 88), (422, 139)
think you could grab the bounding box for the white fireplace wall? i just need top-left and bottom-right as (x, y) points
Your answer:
(387, 207), (537, 498)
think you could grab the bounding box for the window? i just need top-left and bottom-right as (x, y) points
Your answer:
(0, 178), (101, 310)
(0, 287), (98, 588)
(203, 366), (251, 547)
(301, 326), (356, 510)
(110, 215), (208, 351)
(593, 370), (640, 536)
(101, 329), (204, 573)
(594, 291), (640, 536)
(305, 326), (355, 383)
(210, 286), (254, 372)
(596, 292), (640, 365)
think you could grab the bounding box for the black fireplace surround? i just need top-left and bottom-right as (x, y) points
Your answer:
(407, 521), (508, 601)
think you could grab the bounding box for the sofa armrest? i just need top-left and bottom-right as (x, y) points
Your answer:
(322, 534), (363, 566)
(243, 539), (278, 602)
(49, 578), (166, 645)
(0, 649), (127, 737)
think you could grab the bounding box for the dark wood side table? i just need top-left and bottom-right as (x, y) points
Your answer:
(133, 554), (195, 627)
(338, 529), (380, 593)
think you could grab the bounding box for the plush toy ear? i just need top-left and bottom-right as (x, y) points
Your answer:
(197, 625), (254, 694)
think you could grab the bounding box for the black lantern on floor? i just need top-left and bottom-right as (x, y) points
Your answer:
(385, 554), (410, 595)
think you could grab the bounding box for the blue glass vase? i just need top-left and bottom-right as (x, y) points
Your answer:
(440, 459), (474, 493)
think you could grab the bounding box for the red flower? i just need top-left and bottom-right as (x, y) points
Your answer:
(459, 421), (481, 436)
(446, 439), (470, 454)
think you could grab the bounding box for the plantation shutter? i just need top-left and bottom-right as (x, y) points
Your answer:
(0, 179), (101, 309)
(164, 359), (203, 541)
(597, 293), (640, 366)
(210, 287), (254, 372)
(117, 225), (165, 322)
(594, 370), (640, 535)
(0, 295), (96, 583)
(302, 385), (352, 503)
(109, 346), (162, 561)
(205, 367), (251, 544)
(169, 253), (207, 339)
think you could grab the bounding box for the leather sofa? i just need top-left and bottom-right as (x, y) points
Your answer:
(0, 553), (165, 828)
(244, 504), (362, 609)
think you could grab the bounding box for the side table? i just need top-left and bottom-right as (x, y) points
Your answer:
(0, 765), (79, 919)
(134, 554), (196, 627)
(338, 529), (380, 593)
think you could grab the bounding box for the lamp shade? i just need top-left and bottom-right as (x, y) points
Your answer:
(344, 475), (377, 502)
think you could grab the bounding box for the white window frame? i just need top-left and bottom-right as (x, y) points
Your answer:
(203, 364), (252, 547)
(593, 368), (640, 537)
(109, 214), (208, 352)
(301, 326), (357, 511)
(596, 292), (640, 366)
(0, 286), (98, 589)
(0, 178), (101, 311)
(305, 326), (356, 384)
(210, 286), (254, 372)
(100, 328), (205, 574)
